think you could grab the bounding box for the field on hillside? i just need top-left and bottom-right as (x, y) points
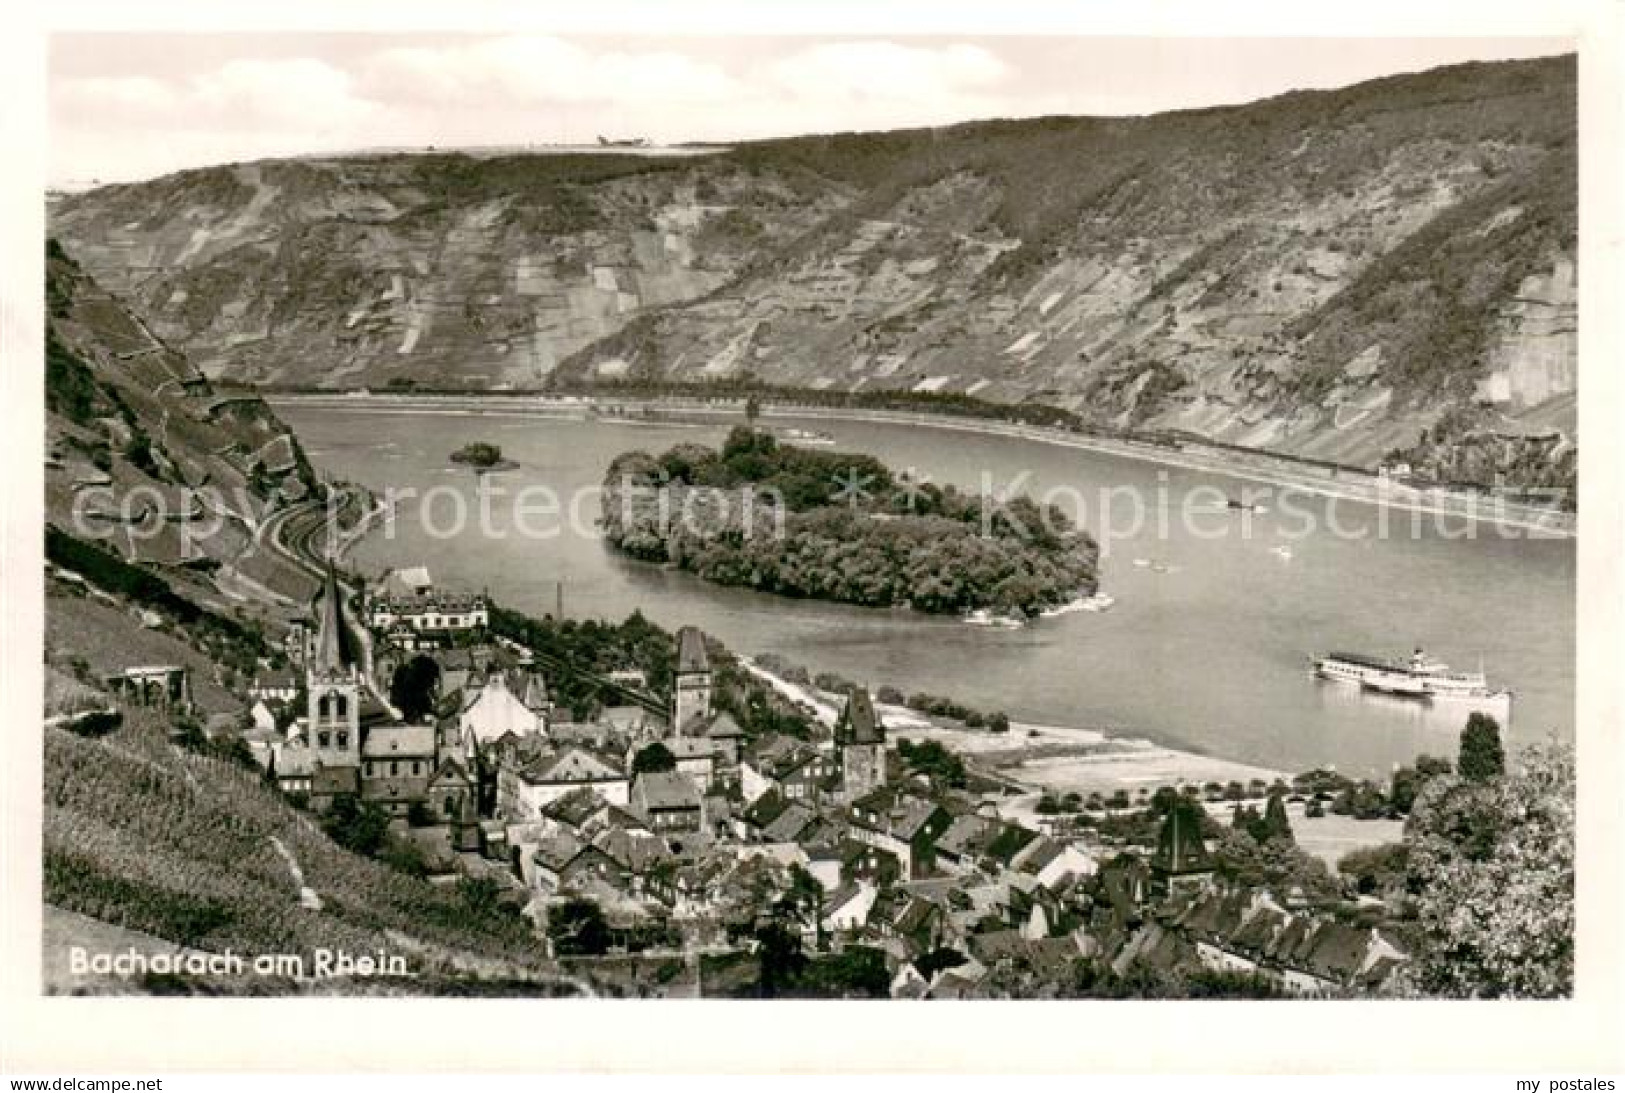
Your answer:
(42, 708), (581, 996)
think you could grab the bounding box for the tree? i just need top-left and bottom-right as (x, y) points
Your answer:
(458, 875), (506, 917)
(744, 394), (761, 425)
(389, 655), (441, 722)
(1389, 766), (1422, 815)
(1403, 744), (1573, 997)
(899, 739), (966, 788)
(798, 945), (890, 998)
(1391, 755), (1452, 816)
(631, 741), (677, 775)
(988, 711), (1011, 734)
(1458, 713), (1506, 781)
(752, 920), (807, 999)
(1337, 842), (1410, 897)
(547, 897), (611, 957)
(320, 794), (391, 857)
(1261, 791), (1294, 844)
(1416, 754), (1453, 779)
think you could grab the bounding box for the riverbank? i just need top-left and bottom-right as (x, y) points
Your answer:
(739, 656), (1401, 864)
(740, 656), (1290, 796)
(268, 392), (1576, 539)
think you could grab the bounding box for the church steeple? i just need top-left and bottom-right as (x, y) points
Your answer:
(308, 555), (362, 769)
(314, 557), (360, 674)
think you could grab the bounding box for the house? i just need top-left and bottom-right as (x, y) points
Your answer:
(848, 786), (952, 879)
(269, 741), (314, 796)
(837, 836), (902, 887)
(530, 832), (624, 896)
(1011, 835), (1099, 891)
(499, 746), (630, 819)
(740, 735), (834, 804)
(103, 665), (192, 712)
(537, 786), (618, 835)
(360, 724), (438, 815)
(593, 826), (674, 894)
(459, 673), (546, 758)
(644, 850), (734, 918)
(803, 841), (846, 893)
(369, 587), (489, 634)
(934, 814), (999, 874)
(248, 668), (300, 704)
(983, 822), (1041, 873)
(821, 881), (879, 935)
(248, 699), (279, 734)
(890, 962), (931, 1000)
(701, 711), (746, 767)
(1159, 886), (1409, 996)
(599, 704), (657, 739)
(426, 758), (476, 824)
(661, 737), (720, 785)
(869, 890), (944, 956)
(550, 720), (627, 751)
(631, 771), (705, 834)
(738, 788), (821, 845)
(309, 764), (360, 814)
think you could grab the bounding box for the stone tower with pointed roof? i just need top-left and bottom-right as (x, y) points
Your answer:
(672, 626), (712, 735)
(307, 558), (363, 770)
(1151, 800), (1213, 894)
(836, 687), (888, 802)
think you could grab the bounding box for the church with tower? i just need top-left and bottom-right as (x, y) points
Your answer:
(297, 559), (442, 817)
(307, 560), (363, 771)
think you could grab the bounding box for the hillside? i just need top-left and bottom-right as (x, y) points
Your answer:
(50, 54), (1576, 480)
(45, 239), (319, 608)
(43, 708), (575, 995)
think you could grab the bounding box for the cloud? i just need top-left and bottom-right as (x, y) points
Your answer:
(360, 36), (743, 109)
(762, 42), (1008, 104)
(52, 75), (179, 123)
(193, 58), (375, 131)
(47, 38), (1035, 179)
(53, 57), (374, 137)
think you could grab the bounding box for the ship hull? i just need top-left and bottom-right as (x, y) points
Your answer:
(1312, 651), (1513, 718)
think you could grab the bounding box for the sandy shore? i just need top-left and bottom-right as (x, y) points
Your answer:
(740, 657), (1402, 863)
(269, 392), (1576, 539)
(740, 657), (1291, 796)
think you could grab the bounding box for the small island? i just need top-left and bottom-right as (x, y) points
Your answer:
(601, 427), (1100, 617)
(448, 441), (519, 473)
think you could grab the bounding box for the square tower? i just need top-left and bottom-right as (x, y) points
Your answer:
(836, 687), (887, 802)
(672, 626), (713, 735)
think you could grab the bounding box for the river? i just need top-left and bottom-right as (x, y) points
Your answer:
(278, 403), (1575, 780)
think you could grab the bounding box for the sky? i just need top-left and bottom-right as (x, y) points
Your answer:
(47, 34), (1573, 184)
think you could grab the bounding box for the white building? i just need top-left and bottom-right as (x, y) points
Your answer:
(498, 746), (630, 819)
(458, 673), (547, 758)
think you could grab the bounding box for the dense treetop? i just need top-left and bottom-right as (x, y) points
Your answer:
(601, 428), (1099, 616)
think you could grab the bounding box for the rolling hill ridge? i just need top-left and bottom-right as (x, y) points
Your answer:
(50, 54), (1576, 484)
